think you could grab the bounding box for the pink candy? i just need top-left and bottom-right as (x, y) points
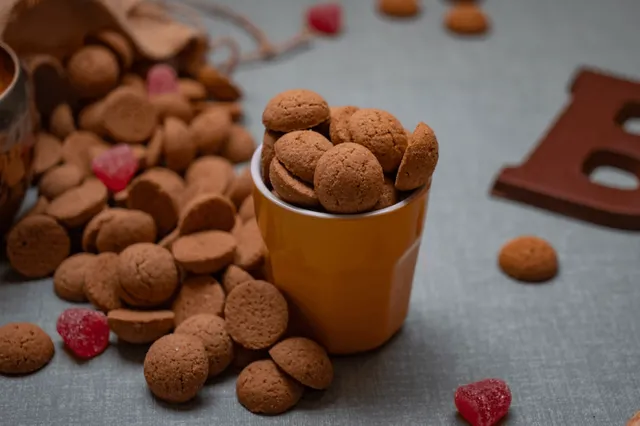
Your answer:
(92, 144), (138, 192)
(146, 64), (179, 96)
(454, 378), (512, 426)
(306, 3), (342, 35)
(57, 308), (110, 359)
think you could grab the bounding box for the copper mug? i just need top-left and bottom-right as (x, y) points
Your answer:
(0, 41), (35, 235)
(250, 146), (431, 354)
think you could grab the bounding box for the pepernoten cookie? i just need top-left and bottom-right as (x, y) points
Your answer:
(329, 105), (359, 145)
(46, 178), (108, 228)
(221, 125), (255, 164)
(67, 45), (119, 98)
(269, 158), (319, 208)
(93, 209), (157, 253)
(163, 117), (196, 173)
(189, 108), (232, 154)
(185, 156), (234, 194)
(144, 334), (209, 403)
(38, 163), (84, 200)
(102, 87), (158, 144)
(498, 236), (558, 282)
(261, 130), (282, 188)
(375, 177), (400, 210)
(348, 108), (408, 173)
(395, 122), (439, 191)
(118, 243), (179, 307)
(314, 143), (384, 214)
(175, 314), (234, 377)
(107, 309), (175, 344)
(269, 337), (334, 390)
(172, 275), (226, 325)
(84, 252), (122, 312)
(233, 219), (267, 271)
(7, 215), (70, 278)
(32, 133), (62, 177)
(224, 280), (288, 350)
(172, 231), (237, 274)
(274, 130), (332, 184)
(53, 253), (96, 302)
(222, 265), (254, 294)
(0, 323), (55, 375)
(178, 194), (236, 235)
(225, 168), (254, 208)
(236, 359), (304, 415)
(262, 89), (330, 132)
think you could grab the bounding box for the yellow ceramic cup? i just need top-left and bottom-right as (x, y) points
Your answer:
(250, 147), (430, 355)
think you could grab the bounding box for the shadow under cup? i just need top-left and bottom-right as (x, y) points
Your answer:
(250, 146), (430, 355)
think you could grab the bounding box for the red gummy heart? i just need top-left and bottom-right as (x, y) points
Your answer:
(57, 308), (110, 359)
(454, 378), (512, 426)
(306, 3), (342, 35)
(92, 144), (139, 192)
(147, 63), (178, 96)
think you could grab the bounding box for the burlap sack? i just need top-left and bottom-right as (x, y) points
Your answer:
(0, 0), (205, 62)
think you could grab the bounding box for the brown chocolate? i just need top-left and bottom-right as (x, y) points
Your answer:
(118, 243), (179, 308)
(53, 253), (96, 302)
(6, 215), (70, 278)
(144, 334), (208, 403)
(0, 323), (55, 375)
(269, 337), (334, 390)
(491, 68), (640, 230)
(236, 360), (304, 415)
(107, 309), (175, 344)
(172, 275), (226, 325)
(84, 252), (123, 312)
(172, 231), (237, 274)
(175, 314), (234, 377)
(224, 280), (288, 350)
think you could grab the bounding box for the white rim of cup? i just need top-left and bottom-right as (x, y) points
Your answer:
(249, 144), (429, 220)
(0, 41), (21, 102)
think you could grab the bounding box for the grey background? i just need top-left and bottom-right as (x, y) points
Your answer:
(2, 0), (640, 424)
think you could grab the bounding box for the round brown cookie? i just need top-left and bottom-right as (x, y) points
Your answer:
(7, 215), (70, 278)
(46, 179), (108, 228)
(378, 0), (421, 17)
(127, 169), (184, 236)
(102, 86), (158, 144)
(185, 156), (234, 193)
(314, 143), (384, 214)
(23, 196), (50, 218)
(238, 196), (256, 223)
(222, 265), (254, 294)
(329, 105), (359, 145)
(269, 337), (334, 390)
(144, 334), (209, 403)
(150, 93), (194, 123)
(172, 275), (225, 326)
(172, 231), (237, 275)
(38, 163), (84, 200)
(118, 243), (179, 307)
(274, 130), (333, 183)
(33, 133), (62, 177)
(262, 89), (330, 132)
(226, 168), (254, 208)
(145, 127), (164, 169)
(178, 193), (236, 235)
(95, 209), (157, 253)
(224, 280), (288, 349)
(269, 158), (320, 208)
(195, 101), (243, 122)
(261, 130), (282, 188)
(78, 101), (105, 134)
(53, 253), (96, 302)
(233, 219), (267, 271)
(67, 45), (119, 98)
(395, 122), (439, 191)
(88, 30), (134, 70)
(175, 314), (234, 377)
(197, 65), (242, 101)
(107, 309), (175, 344)
(163, 117), (196, 173)
(82, 208), (118, 252)
(121, 73), (146, 94)
(158, 229), (180, 250)
(375, 177), (400, 210)
(348, 108), (408, 173)
(445, 3), (490, 35)
(61, 131), (107, 177)
(233, 344), (267, 370)
(0, 323), (54, 375)
(178, 78), (207, 100)
(49, 103), (76, 140)
(236, 360), (304, 415)
(498, 236), (559, 282)
(220, 125), (255, 163)
(189, 108), (232, 155)
(84, 252), (122, 312)
(231, 215), (244, 239)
